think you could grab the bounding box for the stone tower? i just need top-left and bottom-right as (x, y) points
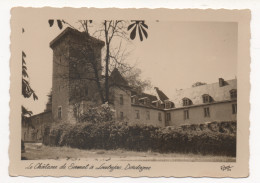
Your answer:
(50, 27), (105, 123)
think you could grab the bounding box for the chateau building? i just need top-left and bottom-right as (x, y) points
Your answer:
(22, 27), (237, 141)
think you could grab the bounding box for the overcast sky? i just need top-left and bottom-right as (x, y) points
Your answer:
(21, 19), (237, 114)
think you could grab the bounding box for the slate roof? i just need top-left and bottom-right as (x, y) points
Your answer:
(171, 79), (237, 108)
(154, 87), (169, 101)
(50, 27), (105, 49)
(131, 91), (158, 102)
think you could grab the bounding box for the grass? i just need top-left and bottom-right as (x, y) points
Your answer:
(21, 143), (236, 162)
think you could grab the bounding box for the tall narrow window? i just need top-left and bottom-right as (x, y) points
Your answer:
(85, 86), (88, 96)
(184, 110), (189, 120)
(75, 86), (80, 96)
(120, 112), (124, 120)
(158, 112), (162, 121)
(232, 104), (237, 114)
(166, 112), (171, 121)
(120, 94), (124, 105)
(58, 106), (62, 119)
(135, 110), (140, 119)
(81, 102), (85, 113)
(146, 111), (150, 120)
(204, 107), (210, 117)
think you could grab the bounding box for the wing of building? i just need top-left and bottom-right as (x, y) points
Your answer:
(23, 28), (237, 142)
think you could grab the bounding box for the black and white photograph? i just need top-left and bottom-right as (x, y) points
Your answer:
(9, 8), (250, 177)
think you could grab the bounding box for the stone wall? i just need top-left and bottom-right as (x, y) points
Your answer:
(51, 35), (70, 123)
(22, 111), (52, 142)
(51, 31), (104, 123)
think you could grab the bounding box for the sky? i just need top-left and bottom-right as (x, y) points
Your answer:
(21, 19), (237, 114)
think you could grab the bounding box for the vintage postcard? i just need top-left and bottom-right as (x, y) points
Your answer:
(9, 8), (250, 177)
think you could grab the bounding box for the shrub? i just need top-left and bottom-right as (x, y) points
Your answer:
(44, 121), (236, 157)
(79, 103), (115, 123)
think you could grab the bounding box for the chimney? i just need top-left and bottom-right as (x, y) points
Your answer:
(219, 78), (225, 87)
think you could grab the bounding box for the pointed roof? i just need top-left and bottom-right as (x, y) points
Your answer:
(154, 87), (169, 101)
(109, 68), (129, 87)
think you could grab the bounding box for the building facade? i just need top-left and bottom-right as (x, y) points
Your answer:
(25, 28), (237, 140)
(111, 77), (237, 127)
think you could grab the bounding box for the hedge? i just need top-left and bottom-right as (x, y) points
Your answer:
(43, 121), (236, 157)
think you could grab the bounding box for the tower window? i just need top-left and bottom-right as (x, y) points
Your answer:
(120, 112), (124, 120)
(58, 106), (62, 119)
(85, 86), (88, 96)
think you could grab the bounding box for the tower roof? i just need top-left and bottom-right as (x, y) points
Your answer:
(109, 68), (129, 88)
(50, 27), (105, 49)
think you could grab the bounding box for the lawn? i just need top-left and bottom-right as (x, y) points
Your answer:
(21, 143), (236, 162)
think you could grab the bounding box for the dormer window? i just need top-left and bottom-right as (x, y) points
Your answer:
(230, 89), (237, 99)
(138, 97), (147, 105)
(165, 101), (174, 109)
(202, 94), (212, 103)
(140, 97), (150, 105)
(152, 100), (161, 108)
(182, 98), (192, 106)
(131, 95), (138, 104)
(165, 101), (170, 109)
(146, 98), (151, 105)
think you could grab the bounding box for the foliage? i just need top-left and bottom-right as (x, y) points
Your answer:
(48, 19), (64, 29)
(127, 21), (148, 41)
(79, 103), (115, 123)
(21, 105), (33, 127)
(48, 19), (149, 41)
(22, 51), (38, 100)
(122, 67), (152, 93)
(44, 121), (236, 157)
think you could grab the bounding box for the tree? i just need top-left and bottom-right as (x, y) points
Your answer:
(122, 68), (152, 93)
(49, 19), (149, 104)
(21, 105), (33, 127)
(22, 51), (38, 100)
(21, 28), (38, 126)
